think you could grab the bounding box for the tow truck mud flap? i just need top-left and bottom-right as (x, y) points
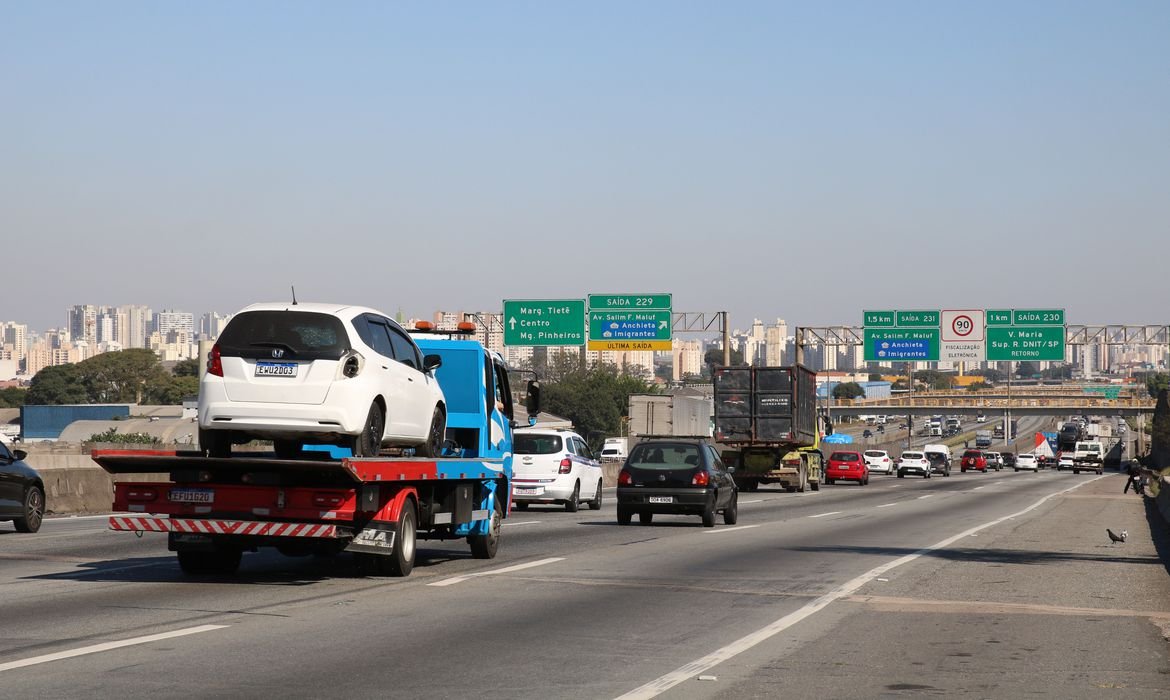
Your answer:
(169, 532), (215, 552)
(346, 523), (397, 555)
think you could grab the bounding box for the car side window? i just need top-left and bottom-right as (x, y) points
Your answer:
(0, 442), (11, 461)
(365, 319), (397, 359)
(565, 437), (579, 456)
(705, 445), (723, 471)
(575, 438), (594, 461)
(386, 322), (422, 370)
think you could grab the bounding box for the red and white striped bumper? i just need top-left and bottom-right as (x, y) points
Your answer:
(109, 516), (340, 538)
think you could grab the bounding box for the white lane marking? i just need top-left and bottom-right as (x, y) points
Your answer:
(427, 557), (565, 588)
(876, 503), (898, 509)
(0, 624), (228, 673)
(807, 511), (842, 519)
(886, 485), (900, 488)
(739, 499), (763, 504)
(917, 495), (934, 500)
(45, 514), (115, 522)
(702, 525), (761, 535)
(503, 521), (540, 528)
(613, 475), (1107, 700)
(972, 486), (986, 491)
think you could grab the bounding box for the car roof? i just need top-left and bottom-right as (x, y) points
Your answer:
(515, 427), (582, 438)
(236, 302), (390, 318)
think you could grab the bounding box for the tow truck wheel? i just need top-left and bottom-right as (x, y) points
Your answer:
(810, 480), (820, 492)
(589, 479), (603, 510)
(199, 428), (231, 458)
(416, 406), (446, 458)
(352, 403), (384, 457)
(382, 504), (416, 577)
(469, 499), (502, 559)
(177, 549), (241, 575)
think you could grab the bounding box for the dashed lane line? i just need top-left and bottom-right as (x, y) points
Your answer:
(427, 557), (565, 588)
(0, 625), (228, 673)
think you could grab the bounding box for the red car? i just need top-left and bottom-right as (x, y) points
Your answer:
(960, 449), (987, 473)
(826, 451), (869, 485)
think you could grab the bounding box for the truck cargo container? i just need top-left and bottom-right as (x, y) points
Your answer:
(628, 394), (712, 438)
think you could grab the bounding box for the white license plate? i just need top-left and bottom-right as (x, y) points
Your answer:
(255, 361), (297, 377)
(169, 488), (214, 504)
(648, 496), (673, 504)
(513, 487), (540, 496)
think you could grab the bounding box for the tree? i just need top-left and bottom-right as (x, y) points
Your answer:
(25, 364), (88, 404)
(966, 368), (1005, 384)
(868, 373), (883, 382)
(172, 358), (200, 377)
(543, 366), (659, 449)
(966, 381), (991, 392)
(144, 375), (200, 405)
(0, 387), (27, 408)
(913, 370), (954, 391)
(1140, 372), (1170, 399)
(832, 382), (865, 400)
(704, 347), (745, 377)
(81, 349), (170, 403)
(1015, 361), (1038, 379)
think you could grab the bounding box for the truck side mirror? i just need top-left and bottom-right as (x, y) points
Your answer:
(525, 380), (542, 425)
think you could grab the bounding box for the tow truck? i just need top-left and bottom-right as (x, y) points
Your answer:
(95, 322), (540, 577)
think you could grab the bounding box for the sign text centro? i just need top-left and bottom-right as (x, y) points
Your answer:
(502, 299), (586, 346)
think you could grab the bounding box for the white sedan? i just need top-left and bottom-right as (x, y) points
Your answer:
(863, 450), (895, 474)
(1015, 453), (1039, 472)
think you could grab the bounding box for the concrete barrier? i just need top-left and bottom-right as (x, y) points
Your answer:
(21, 446), (169, 516)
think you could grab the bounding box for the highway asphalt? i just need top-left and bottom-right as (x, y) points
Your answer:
(2, 467), (1167, 698)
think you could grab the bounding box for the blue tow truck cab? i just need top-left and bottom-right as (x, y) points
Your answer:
(95, 333), (541, 578)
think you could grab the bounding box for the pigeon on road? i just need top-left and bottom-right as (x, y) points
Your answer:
(1107, 528), (1128, 544)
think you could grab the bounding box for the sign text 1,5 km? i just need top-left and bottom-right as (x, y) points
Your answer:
(502, 299), (585, 347)
(587, 294), (671, 311)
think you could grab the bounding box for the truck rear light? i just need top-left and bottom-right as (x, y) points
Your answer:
(207, 344), (223, 377)
(618, 470), (632, 486)
(126, 488), (158, 502)
(313, 493), (345, 507)
(692, 471), (710, 487)
(558, 458), (572, 474)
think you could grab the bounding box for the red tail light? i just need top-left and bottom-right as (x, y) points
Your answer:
(618, 469), (632, 486)
(207, 344), (223, 377)
(559, 458), (572, 474)
(692, 471), (710, 487)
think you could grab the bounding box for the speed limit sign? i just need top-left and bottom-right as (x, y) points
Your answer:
(941, 310), (984, 342)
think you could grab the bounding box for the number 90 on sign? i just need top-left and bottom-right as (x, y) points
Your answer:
(940, 310), (985, 342)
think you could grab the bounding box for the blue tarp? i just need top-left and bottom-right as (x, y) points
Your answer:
(822, 433), (853, 444)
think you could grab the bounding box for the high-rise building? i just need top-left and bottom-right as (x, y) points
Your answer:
(154, 309), (195, 339)
(764, 319), (788, 366)
(673, 339), (704, 380)
(200, 312), (233, 339)
(68, 304), (99, 346)
(1, 322), (28, 361)
(120, 305), (151, 348)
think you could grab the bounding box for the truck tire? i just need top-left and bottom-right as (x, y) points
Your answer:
(785, 485), (796, 494)
(383, 503), (417, 576)
(723, 493), (738, 525)
(13, 486), (44, 533)
(415, 406), (446, 458)
(810, 480), (820, 492)
(469, 499), (502, 559)
(351, 403), (384, 457)
(564, 482), (580, 513)
(617, 506), (633, 525)
(1073, 469), (1080, 475)
(743, 480), (759, 492)
(199, 428), (231, 458)
(589, 479), (603, 510)
(178, 549), (241, 575)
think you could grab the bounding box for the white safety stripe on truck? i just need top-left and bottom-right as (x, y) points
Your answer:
(109, 516), (339, 538)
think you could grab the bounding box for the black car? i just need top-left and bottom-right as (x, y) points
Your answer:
(1001, 453), (1018, 469)
(616, 440), (737, 527)
(1, 442), (44, 533)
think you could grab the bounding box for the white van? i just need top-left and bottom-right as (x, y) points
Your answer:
(923, 443), (952, 476)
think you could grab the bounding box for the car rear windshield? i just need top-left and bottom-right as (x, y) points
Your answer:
(217, 311), (349, 360)
(514, 434), (563, 455)
(902, 452), (924, 460)
(864, 451), (886, 458)
(830, 452), (859, 462)
(628, 443), (703, 470)
(963, 450), (982, 457)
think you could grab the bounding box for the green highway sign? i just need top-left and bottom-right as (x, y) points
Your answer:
(895, 310), (940, 328)
(588, 293), (672, 311)
(986, 310), (1013, 326)
(588, 310), (672, 351)
(863, 310), (896, 327)
(864, 328), (940, 362)
(1012, 308), (1065, 326)
(502, 299), (585, 346)
(986, 326), (1065, 361)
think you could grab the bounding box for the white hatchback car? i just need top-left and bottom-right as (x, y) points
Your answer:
(511, 428), (603, 512)
(863, 450), (895, 474)
(897, 451), (931, 479)
(1016, 453), (1039, 471)
(198, 303), (447, 458)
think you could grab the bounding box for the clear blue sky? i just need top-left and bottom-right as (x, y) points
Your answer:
(2, 1), (1167, 333)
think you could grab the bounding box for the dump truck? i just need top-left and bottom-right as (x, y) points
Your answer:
(711, 365), (825, 493)
(95, 330), (540, 577)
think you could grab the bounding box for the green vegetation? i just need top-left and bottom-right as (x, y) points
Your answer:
(832, 382), (865, 400)
(1150, 388), (1170, 469)
(912, 370), (954, 391)
(1138, 371), (1169, 399)
(26, 349), (199, 406)
(543, 366), (659, 450)
(88, 428), (158, 444)
(966, 381), (991, 392)
(0, 386), (28, 407)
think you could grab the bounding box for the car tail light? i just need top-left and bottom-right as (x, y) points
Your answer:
(340, 350), (364, 379)
(618, 469), (632, 486)
(207, 344), (223, 377)
(313, 493), (345, 507)
(558, 458), (572, 474)
(692, 471), (710, 487)
(126, 488), (158, 502)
